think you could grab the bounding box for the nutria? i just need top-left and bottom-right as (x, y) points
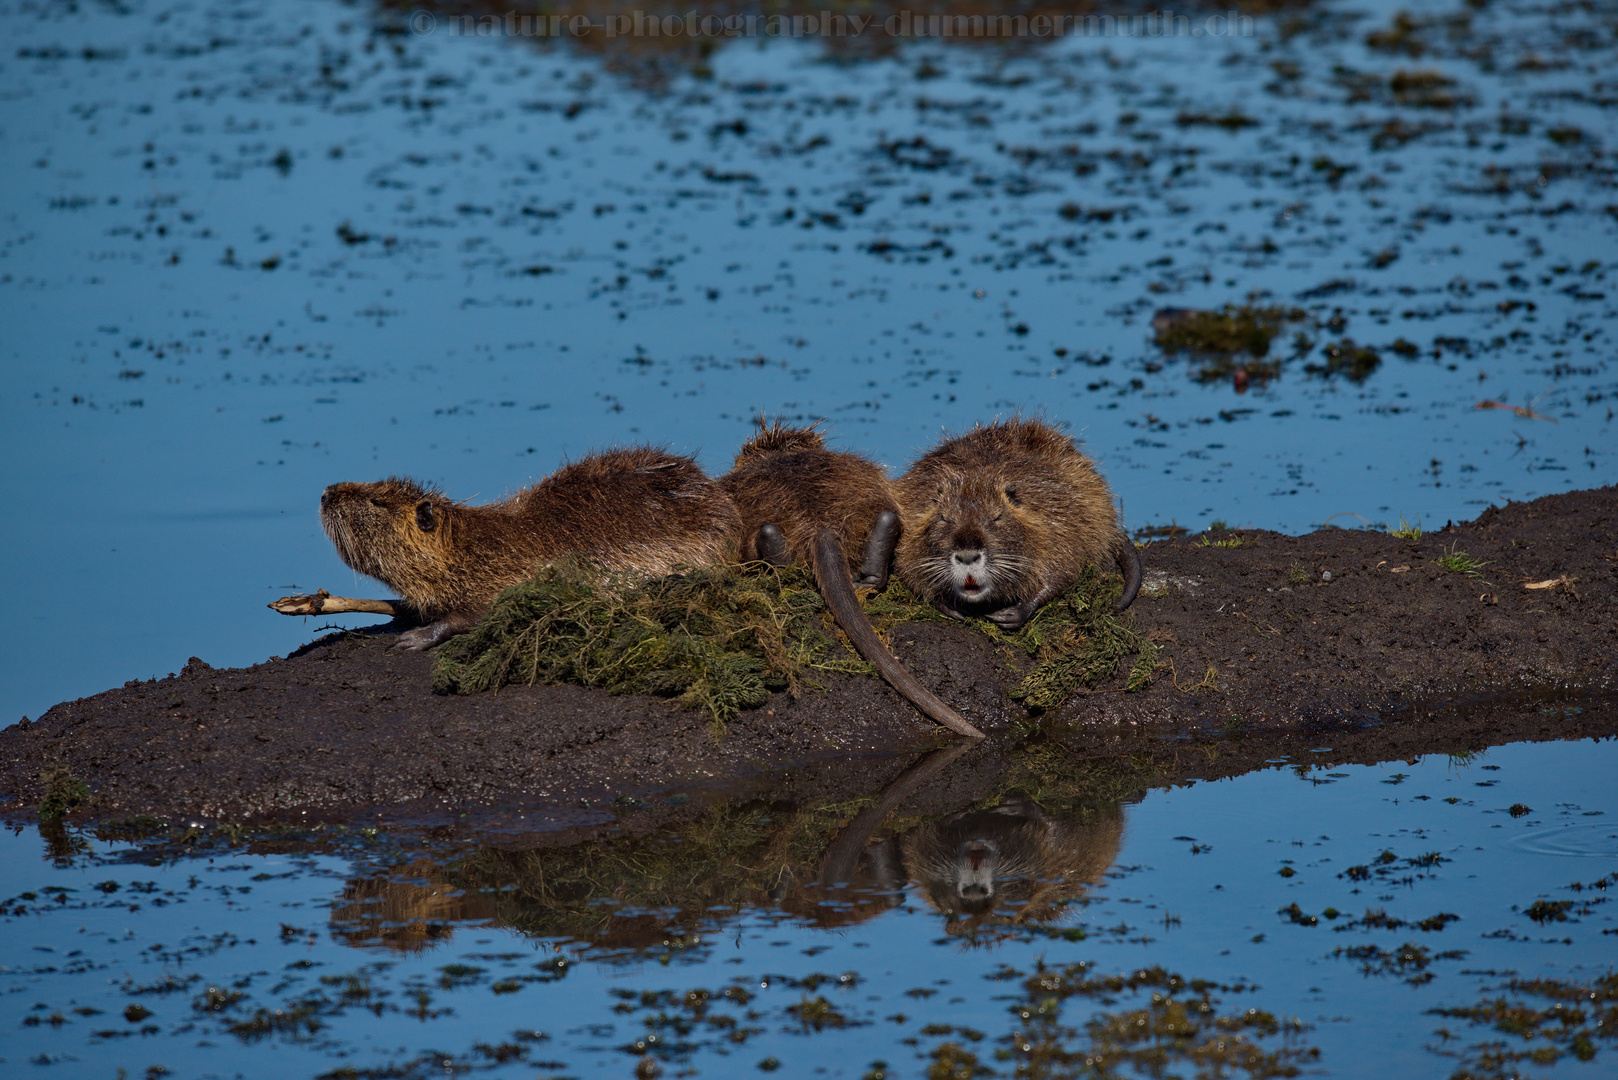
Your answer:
(893, 418), (1142, 631)
(720, 421), (985, 739)
(320, 447), (741, 650)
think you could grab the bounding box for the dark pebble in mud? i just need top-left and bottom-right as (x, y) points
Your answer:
(0, 486), (1612, 825)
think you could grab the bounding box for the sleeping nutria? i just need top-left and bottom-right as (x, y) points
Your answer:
(893, 418), (1141, 631)
(720, 420), (985, 739)
(320, 447), (741, 649)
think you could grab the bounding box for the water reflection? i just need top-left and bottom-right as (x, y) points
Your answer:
(330, 742), (1131, 953)
(6, 733), (1617, 1077)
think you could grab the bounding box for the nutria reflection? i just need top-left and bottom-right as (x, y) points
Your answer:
(902, 798), (1123, 929)
(327, 748), (1125, 951)
(329, 858), (498, 952)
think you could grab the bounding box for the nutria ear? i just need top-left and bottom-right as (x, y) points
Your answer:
(415, 500), (436, 532)
(1004, 482), (1021, 505)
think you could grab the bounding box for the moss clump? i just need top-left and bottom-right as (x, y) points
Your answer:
(433, 560), (870, 726)
(433, 559), (1154, 724)
(38, 765), (90, 821)
(875, 562), (1156, 712)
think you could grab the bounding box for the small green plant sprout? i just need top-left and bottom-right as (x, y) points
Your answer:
(1390, 514), (1423, 541)
(1207, 519), (1230, 532)
(1199, 531), (1244, 548)
(1287, 564), (1311, 587)
(1436, 543), (1488, 579)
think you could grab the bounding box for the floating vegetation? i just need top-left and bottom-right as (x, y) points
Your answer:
(982, 961), (1320, 1078)
(1176, 110), (1259, 130)
(1332, 941), (1467, 985)
(432, 559), (1153, 723)
(1151, 304), (1309, 386)
(1306, 339), (1382, 382)
(1389, 68), (1470, 109)
(1429, 970), (1618, 1078)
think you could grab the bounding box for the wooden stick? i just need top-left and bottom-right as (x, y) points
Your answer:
(269, 590), (400, 617)
(1523, 576), (1575, 590)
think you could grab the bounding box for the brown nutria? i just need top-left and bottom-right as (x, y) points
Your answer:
(320, 447), (741, 650)
(720, 421), (985, 739)
(893, 418), (1142, 631)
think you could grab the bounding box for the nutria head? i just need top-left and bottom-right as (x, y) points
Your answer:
(319, 478), (458, 599)
(895, 420), (1122, 620)
(903, 469), (1044, 613)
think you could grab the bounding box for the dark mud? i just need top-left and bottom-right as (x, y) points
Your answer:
(2, 485), (1613, 826)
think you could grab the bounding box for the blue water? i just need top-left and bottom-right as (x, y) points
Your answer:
(2, 0), (1615, 722)
(3, 737), (1615, 1077)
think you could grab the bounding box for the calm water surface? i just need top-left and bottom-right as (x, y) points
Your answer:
(3, 736), (1616, 1077)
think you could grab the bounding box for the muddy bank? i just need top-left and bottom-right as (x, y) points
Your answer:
(1, 486), (1612, 824)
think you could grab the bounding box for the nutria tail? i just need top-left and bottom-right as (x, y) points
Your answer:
(811, 530), (985, 739)
(1113, 532), (1143, 612)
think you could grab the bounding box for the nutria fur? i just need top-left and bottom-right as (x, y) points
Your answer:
(320, 447), (741, 649)
(720, 421), (984, 739)
(893, 419), (1142, 631)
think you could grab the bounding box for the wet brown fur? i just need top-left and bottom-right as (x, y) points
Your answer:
(894, 418), (1142, 630)
(720, 421), (984, 738)
(320, 447), (741, 647)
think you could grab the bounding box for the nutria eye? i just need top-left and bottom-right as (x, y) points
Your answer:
(1004, 483), (1020, 505)
(415, 501), (436, 532)
(369, 498), (386, 509)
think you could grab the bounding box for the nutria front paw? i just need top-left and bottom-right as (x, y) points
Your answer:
(987, 601), (1037, 631)
(392, 627), (439, 651)
(392, 617), (464, 651)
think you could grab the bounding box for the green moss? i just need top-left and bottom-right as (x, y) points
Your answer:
(38, 765), (90, 821)
(432, 560), (869, 727)
(432, 558), (1155, 724)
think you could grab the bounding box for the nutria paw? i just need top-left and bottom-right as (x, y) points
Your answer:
(856, 509), (899, 589)
(986, 600), (1038, 631)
